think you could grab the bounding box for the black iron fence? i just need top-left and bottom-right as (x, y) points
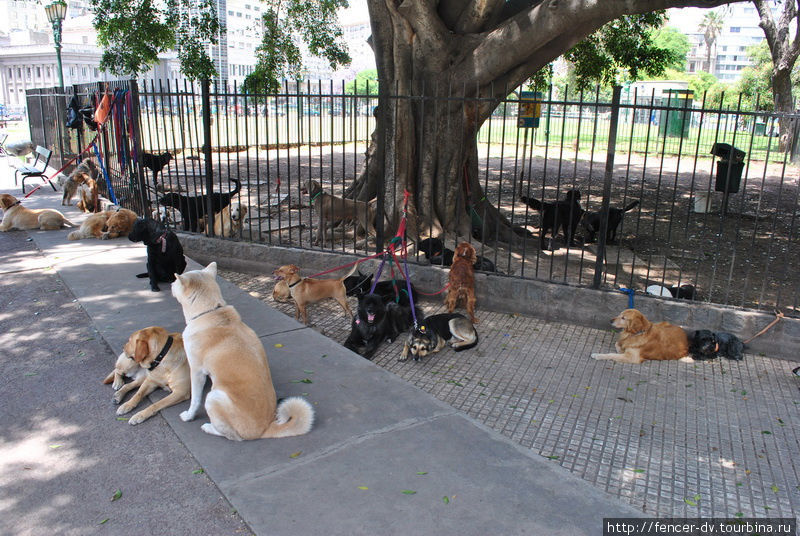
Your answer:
(24, 80), (800, 316)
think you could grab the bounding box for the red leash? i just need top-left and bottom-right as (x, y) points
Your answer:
(24, 135), (99, 198)
(301, 250), (385, 280)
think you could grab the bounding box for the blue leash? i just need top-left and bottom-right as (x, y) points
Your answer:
(619, 287), (635, 308)
(92, 141), (117, 205)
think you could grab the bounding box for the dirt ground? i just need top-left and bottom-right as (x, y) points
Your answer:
(155, 142), (799, 317)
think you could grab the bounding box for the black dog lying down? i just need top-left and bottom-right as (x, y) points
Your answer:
(128, 218), (187, 292)
(343, 271), (419, 306)
(159, 177), (241, 232)
(344, 293), (421, 359)
(417, 238), (496, 272)
(581, 200), (639, 243)
(689, 329), (745, 361)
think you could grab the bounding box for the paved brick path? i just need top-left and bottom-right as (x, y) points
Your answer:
(221, 269), (800, 519)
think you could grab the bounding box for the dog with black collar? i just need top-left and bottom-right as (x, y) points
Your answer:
(108, 326), (190, 425)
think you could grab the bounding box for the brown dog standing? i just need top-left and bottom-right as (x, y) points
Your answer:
(273, 263), (358, 324)
(591, 309), (690, 364)
(444, 242), (478, 323)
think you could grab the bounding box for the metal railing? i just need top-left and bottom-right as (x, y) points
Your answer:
(25, 80), (800, 316)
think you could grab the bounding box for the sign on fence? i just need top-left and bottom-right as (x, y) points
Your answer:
(518, 91), (542, 128)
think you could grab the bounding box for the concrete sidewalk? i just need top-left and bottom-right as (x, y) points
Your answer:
(0, 175), (639, 532)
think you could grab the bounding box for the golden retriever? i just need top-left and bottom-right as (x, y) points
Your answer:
(172, 262), (314, 440)
(591, 308), (690, 364)
(206, 202), (248, 238)
(0, 193), (75, 231)
(67, 211), (112, 240)
(102, 208), (138, 239)
(272, 263), (358, 324)
(106, 326), (191, 425)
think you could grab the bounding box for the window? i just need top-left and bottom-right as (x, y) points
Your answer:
(94, 68), (99, 77)
(245, 14), (250, 19)
(228, 10), (233, 15)
(245, 3), (250, 8)
(7, 68), (11, 78)
(26, 67), (31, 79)
(237, 12), (242, 17)
(82, 36), (88, 44)
(730, 27), (740, 33)
(36, 66), (41, 78)
(82, 67), (87, 76)
(47, 67), (52, 77)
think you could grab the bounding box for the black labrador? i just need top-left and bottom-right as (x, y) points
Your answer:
(159, 177), (241, 232)
(128, 218), (187, 292)
(344, 293), (420, 359)
(689, 329), (745, 361)
(581, 200), (639, 243)
(520, 189), (583, 250)
(344, 271), (419, 306)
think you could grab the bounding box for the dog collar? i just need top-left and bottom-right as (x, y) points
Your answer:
(8, 200), (21, 208)
(310, 191), (323, 204)
(148, 336), (173, 371)
(190, 303), (225, 321)
(630, 329), (647, 336)
(288, 278), (304, 288)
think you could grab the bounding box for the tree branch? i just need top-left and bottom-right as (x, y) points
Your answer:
(453, 0), (506, 33)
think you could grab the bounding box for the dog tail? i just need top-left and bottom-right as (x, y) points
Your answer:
(453, 331), (479, 352)
(621, 200), (639, 212)
(261, 397), (315, 438)
(62, 218), (77, 228)
(339, 262), (360, 281)
(520, 195), (544, 210)
(229, 177), (241, 196)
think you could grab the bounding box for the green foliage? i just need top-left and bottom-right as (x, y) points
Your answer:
(564, 12), (674, 89)
(735, 41), (800, 111)
(92, 0), (221, 79)
(651, 27), (691, 72)
(344, 69), (378, 94)
(242, 0), (351, 95)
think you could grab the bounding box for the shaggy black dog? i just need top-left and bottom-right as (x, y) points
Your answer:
(128, 218), (187, 292)
(520, 189), (583, 250)
(141, 151), (173, 184)
(159, 178), (241, 232)
(581, 200), (639, 243)
(690, 329), (745, 361)
(344, 293), (419, 359)
(344, 272), (418, 306)
(417, 237), (496, 272)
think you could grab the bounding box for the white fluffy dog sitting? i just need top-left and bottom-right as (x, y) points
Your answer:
(171, 262), (314, 440)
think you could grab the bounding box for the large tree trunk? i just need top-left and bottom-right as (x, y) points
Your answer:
(771, 67), (796, 152)
(352, 0), (748, 245)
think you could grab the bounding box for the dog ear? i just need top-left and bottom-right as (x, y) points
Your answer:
(288, 264), (299, 274)
(204, 262), (218, 276)
(626, 311), (648, 333)
(133, 338), (150, 363)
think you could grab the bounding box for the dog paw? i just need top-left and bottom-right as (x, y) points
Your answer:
(150, 286), (161, 292)
(179, 410), (195, 422)
(117, 403), (133, 415)
(112, 393), (124, 404)
(128, 412), (148, 425)
(398, 356), (408, 362)
(590, 353), (603, 360)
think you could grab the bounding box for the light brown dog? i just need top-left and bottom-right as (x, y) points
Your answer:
(272, 278), (292, 303)
(62, 158), (100, 206)
(302, 179), (376, 246)
(444, 242), (478, 323)
(0, 193), (76, 231)
(273, 263), (358, 324)
(591, 309), (690, 364)
(105, 326), (191, 425)
(67, 211), (112, 240)
(76, 178), (99, 213)
(172, 262), (314, 440)
(102, 208), (138, 239)
(206, 202), (248, 238)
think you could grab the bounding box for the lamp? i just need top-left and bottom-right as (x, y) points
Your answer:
(45, 1), (67, 89)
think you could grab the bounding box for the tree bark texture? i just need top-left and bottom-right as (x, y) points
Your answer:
(355, 0), (751, 245)
(754, 0), (799, 152)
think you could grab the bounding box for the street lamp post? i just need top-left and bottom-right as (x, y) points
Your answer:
(45, 1), (67, 89)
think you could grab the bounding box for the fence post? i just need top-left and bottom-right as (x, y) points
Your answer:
(129, 79), (149, 215)
(374, 79), (387, 252)
(592, 85), (622, 289)
(201, 78), (214, 236)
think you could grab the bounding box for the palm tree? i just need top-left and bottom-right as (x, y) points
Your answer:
(698, 11), (725, 73)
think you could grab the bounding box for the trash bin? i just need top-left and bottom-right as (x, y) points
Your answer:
(659, 89), (693, 138)
(711, 142), (745, 194)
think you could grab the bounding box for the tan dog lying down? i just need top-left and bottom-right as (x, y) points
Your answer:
(302, 179), (376, 245)
(272, 263), (358, 324)
(172, 262), (314, 440)
(591, 308), (690, 364)
(103, 326), (190, 425)
(0, 193), (75, 231)
(67, 208), (138, 240)
(206, 202), (248, 238)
